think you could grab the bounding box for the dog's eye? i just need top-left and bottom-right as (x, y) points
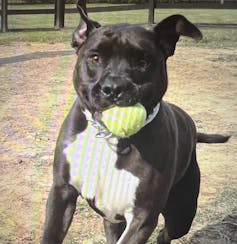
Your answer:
(89, 54), (100, 65)
(139, 59), (150, 71)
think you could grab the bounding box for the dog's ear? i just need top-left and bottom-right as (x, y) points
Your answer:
(154, 15), (202, 58)
(71, 0), (101, 49)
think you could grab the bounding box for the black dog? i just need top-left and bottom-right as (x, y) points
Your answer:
(42, 2), (229, 244)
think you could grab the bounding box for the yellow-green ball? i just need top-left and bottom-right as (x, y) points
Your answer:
(102, 103), (147, 138)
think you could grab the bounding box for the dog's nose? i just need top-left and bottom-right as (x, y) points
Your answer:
(100, 77), (130, 101)
(101, 82), (123, 100)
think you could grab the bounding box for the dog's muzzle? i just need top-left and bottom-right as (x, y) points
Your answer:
(91, 75), (139, 109)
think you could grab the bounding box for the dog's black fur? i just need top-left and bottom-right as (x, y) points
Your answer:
(42, 1), (229, 243)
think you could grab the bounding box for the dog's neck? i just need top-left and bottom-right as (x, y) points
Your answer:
(143, 103), (160, 127)
(83, 103), (160, 138)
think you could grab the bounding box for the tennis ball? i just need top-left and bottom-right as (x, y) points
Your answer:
(101, 103), (147, 138)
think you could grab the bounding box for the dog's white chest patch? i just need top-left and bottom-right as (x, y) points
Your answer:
(63, 122), (140, 222)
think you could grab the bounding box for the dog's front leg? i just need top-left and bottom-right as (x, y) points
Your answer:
(42, 183), (78, 244)
(104, 219), (126, 243)
(117, 211), (158, 244)
(42, 98), (87, 243)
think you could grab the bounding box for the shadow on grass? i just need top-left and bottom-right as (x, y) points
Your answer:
(190, 214), (237, 244)
(0, 50), (73, 66)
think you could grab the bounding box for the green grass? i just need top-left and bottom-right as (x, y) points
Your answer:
(5, 7), (237, 28)
(1, 27), (236, 49)
(154, 8), (237, 24)
(179, 28), (237, 49)
(8, 3), (55, 10)
(1, 5), (237, 49)
(7, 3), (128, 10)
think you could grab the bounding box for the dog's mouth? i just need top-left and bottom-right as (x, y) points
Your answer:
(88, 83), (155, 112)
(92, 94), (139, 111)
(89, 82), (141, 111)
(79, 80), (155, 117)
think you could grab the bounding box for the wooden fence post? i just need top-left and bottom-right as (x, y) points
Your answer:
(54, 0), (65, 29)
(148, 0), (155, 25)
(1, 0), (8, 32)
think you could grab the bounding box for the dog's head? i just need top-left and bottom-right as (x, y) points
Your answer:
(72, 3), (202, 116)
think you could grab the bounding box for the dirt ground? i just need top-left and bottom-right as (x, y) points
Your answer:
(0, 42), (236, 243)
